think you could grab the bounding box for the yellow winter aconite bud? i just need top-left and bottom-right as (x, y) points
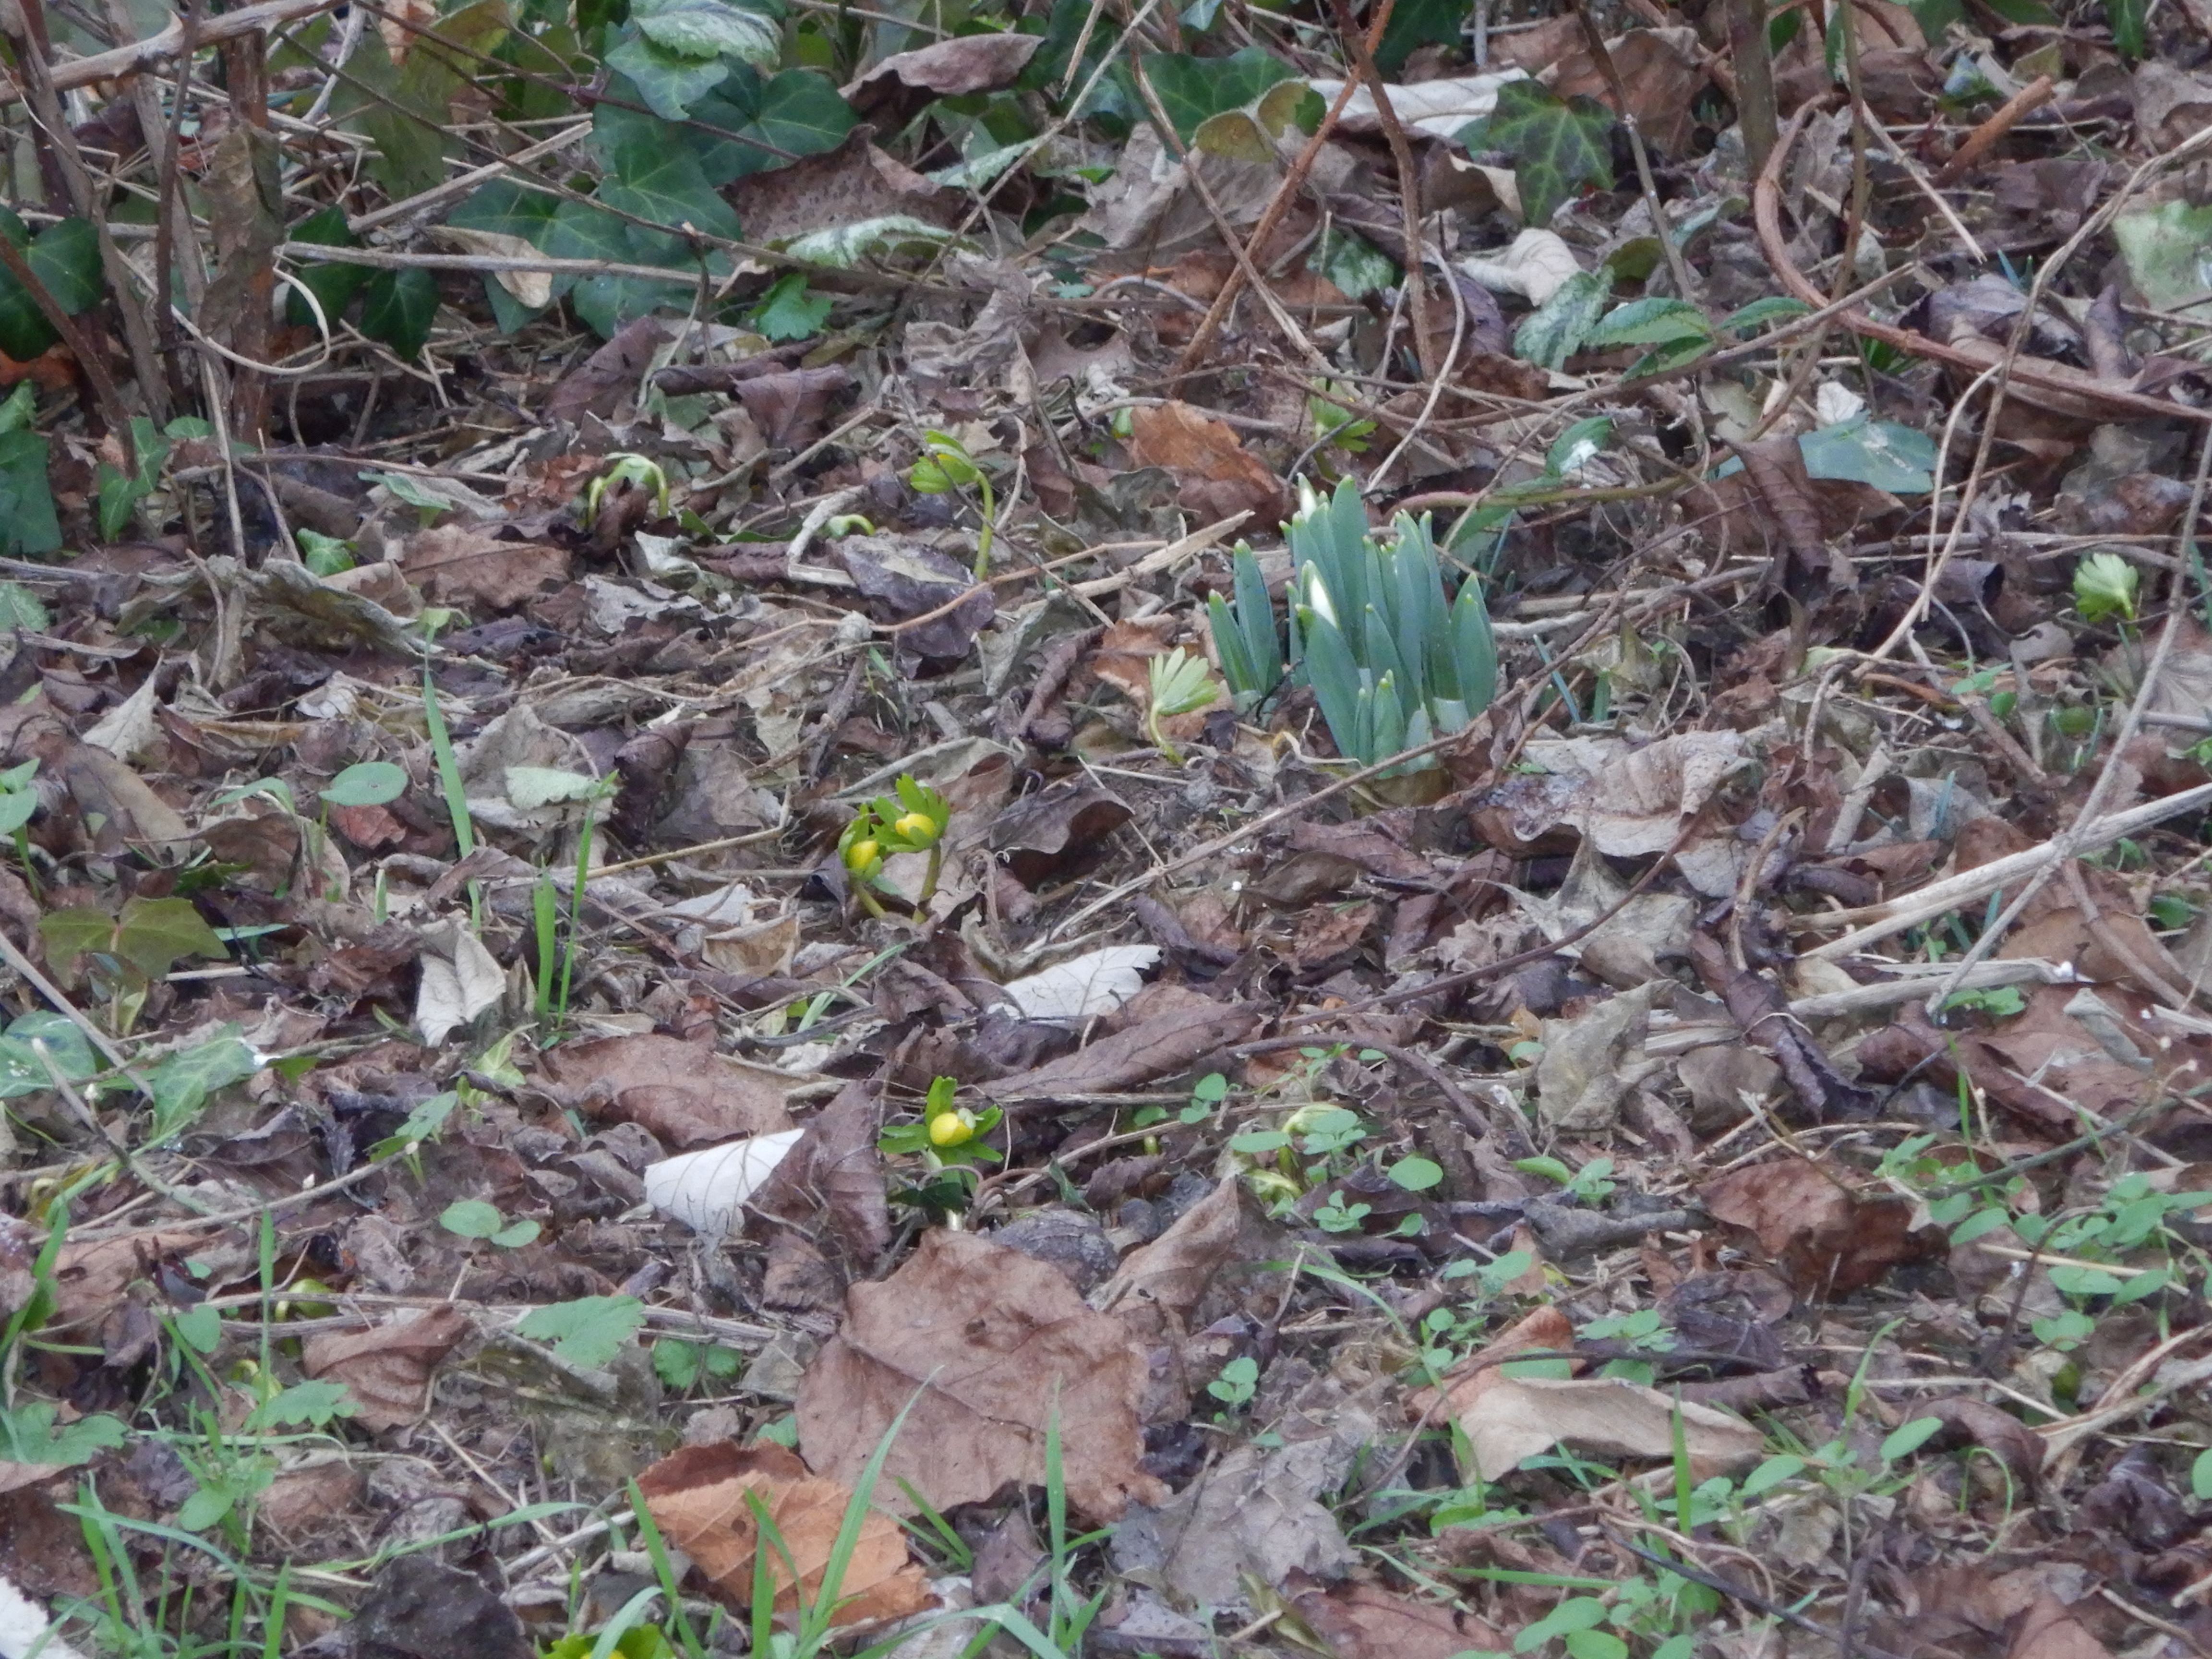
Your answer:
(893, 811), (937, 843)
(844, 837), (880, 871)
(928, 1109), (977, 1148)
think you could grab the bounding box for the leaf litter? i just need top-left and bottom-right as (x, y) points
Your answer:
(3, 0), (2212, 1651)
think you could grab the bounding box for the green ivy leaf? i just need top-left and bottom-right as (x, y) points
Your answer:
(1513, 267), (1613, 369)
(685, 66), (856, 184)
(1484, 79), (1614, 229)
(144, 1029), (262, 1142)
(114, 896), (229, 982)
(1139, 47), (1296, 143)
(630, 0), (781, 65)
(594, 108), (746, 243)
(607, 30), (741, 119)
(0, 212), (103, 363)
(0, 1011), (98, 1098)
(359, 266), (439, 359)
(515, 1295), (648, 1368)
(286, 204), (368, 329)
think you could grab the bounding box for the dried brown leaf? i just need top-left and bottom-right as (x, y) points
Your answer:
(1699, 1158), (1926, 1297)
(795, 1229), (1167, 1520)
(539, 1034), (792, 1149)
(981, 998), (1259, 1100)
(636, 1441), (933, 1624)
(301, 1306), (470, 1431)
(400, 526), (570, 612)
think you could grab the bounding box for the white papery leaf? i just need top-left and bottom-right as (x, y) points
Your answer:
(1306, 69), (1527, 139)
(644, 1129), (806, 1237)
(0, 1574), (88, 1659)
(415, 918), (505, 1047)
(1461, 228), (1584, 308)
(999, 945), (1160, 1023)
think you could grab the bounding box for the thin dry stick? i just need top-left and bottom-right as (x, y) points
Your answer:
(0, 0), (337, 101)
(1930, 73), (2054, 186)
(1127, 56), (1335, 375)
(1328, 0), (1437, 383)
(1174, 0), (1396, 377)
(1569, 0), (1698, 303)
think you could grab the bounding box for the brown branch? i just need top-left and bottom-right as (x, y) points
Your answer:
(1930, 73), (2054, 186)
(0, 0), (339, 103)
(1755, 106), (2212, 426)
(1172, 0), (1396, 377)
(1327, 0), (1438, 383)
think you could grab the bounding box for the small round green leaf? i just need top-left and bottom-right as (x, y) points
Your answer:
(440, 1199), (505, 1239)
(324, 761), (408, 808)
(1387, 1155), (1444, 1192)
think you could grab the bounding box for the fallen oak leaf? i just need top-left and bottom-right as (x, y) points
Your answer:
(636, 1441), (932, 1626)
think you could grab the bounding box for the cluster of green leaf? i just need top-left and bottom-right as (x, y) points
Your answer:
(1213, 480), (1498, 769)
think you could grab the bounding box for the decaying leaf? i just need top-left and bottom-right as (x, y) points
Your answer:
(301, 1307), (471, 1431)
(636, 1441), (933, 1624)
(795, 1230), (1167, 1520)
(1700, 1158), (1928, 1297)
(539, 1033), (794, 1148)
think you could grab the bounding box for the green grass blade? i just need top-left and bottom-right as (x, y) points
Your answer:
(1450, 575), (1498, 715)
(1231, 544), (1279, 692)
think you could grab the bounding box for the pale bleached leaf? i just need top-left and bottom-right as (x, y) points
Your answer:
(644, 1129), (807, 1237)
(999, 944), (1161, 1023)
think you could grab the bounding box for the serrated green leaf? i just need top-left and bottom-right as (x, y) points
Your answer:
(505, 765), (601, 808)
(246, 1380), (358, 1430)
(0, 1400), (126, 1466)
(1513, 267), (1613, 369)
(515, 1295), (648, 1368)
(749, 271), (831, 340)
(1719, 294), (1810, 334)
(359, 266), (439, 359)
(1139, 47), (1296, 143)
(1485, 79), (1614, 229)
(1586, 296), (1710, 349)
(0, 580), (48, 631)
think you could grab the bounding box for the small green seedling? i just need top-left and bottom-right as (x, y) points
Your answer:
(585, 453), (672, 528)
(1146, 647), (1219, 765)
(838, 773), (951, 918)
(907, 430), (996, 577)
(1207, 1355), (1259, 1410)
(2074, 550), (2140, 626)
(438, 1198), (541, 1249)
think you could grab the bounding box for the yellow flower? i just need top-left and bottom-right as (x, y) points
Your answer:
(893, 811), (937, 844)
(928, 1109), (977, 1148)
(843, 837), (880, 871)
